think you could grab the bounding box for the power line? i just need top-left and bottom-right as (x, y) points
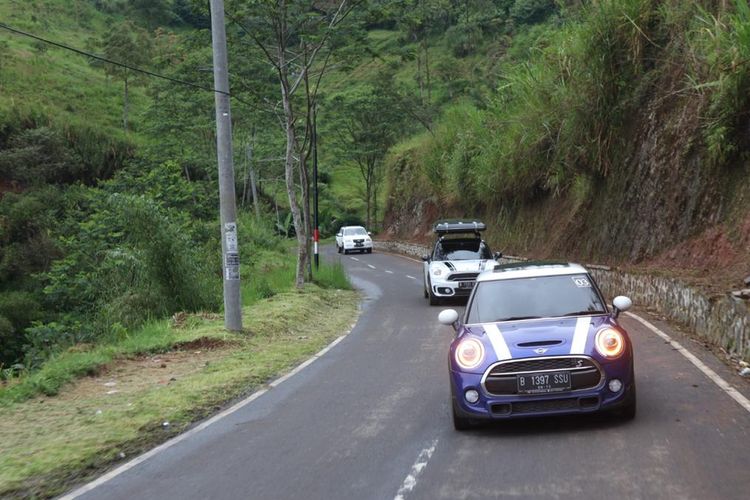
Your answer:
(0, 21), (257, 109)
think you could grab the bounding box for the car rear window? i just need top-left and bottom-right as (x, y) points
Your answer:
(434, 240), (491, 261)
(466, 274), (606, 324)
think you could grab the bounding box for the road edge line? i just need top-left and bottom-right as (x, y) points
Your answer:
(60, 323), (358, 500)
(625, 311), (750, 414)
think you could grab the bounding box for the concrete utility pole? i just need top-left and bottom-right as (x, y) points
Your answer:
(209, 0), (242, 331)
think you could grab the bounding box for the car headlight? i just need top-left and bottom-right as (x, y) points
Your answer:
(432, 268), (442, 277)
(455, 338), (484, 370)
(595, 328), (625, 358)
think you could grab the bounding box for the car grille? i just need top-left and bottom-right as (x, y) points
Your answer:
(353, 239), (364, 243)
(491, 396), (600, 415)
(489, 357), (596, 374)
(483, 356), (602, 396)
(449, 272), (479, 282)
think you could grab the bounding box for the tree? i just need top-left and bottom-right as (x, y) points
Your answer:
(101, 21), (152, 132)
(230, 0), (356, 288)
(333, 72), (405, 228)
(130, 0), (177, 26)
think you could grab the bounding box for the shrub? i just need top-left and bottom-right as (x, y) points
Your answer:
(445, 22), (484, 57)
(0, 127), (82, 185)
(41, 191), (221, 333)
(510, 0), (557, 26)
(0, 315), (17, 366)
(0, 292), (43, 365)
(23, 322), (78, 370)
(688, 0), (750, 165)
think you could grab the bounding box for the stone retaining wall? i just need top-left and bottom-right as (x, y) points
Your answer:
(374, 240), (749, 362)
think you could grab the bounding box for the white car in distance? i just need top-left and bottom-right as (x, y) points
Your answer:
(336, 226), (373, 254)
(422, 219), (501, 305)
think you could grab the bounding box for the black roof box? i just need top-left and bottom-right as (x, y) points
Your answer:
(433, 219), (486, 235)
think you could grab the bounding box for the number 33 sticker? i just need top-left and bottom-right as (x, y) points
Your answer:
(573, 277), (591, 288)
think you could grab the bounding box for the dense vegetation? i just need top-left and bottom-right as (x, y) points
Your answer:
(1, 0), (749, 375)
(383, 0), (750, 268)
(0, 0), (358, 374)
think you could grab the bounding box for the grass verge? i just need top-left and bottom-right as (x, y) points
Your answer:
(0, 284), (358, 498)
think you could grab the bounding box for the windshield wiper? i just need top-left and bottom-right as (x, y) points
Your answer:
(562, 310), (605, 317)
(496, 316), (541, 322)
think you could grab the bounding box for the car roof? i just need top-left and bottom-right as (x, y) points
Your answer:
(476, 261), (589, 282)
(433, 219), (486, 235)
(341, 225), (366, 230)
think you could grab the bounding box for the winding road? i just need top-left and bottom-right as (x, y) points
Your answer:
(68, 247), (750, 500)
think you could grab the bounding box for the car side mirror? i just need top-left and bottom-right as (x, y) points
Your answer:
(367, 231), (372, 236)
(438, 309), (460, 330)
(493, 251), (503, 260)
(421, 254), (430, 262)
(336, 233), (342, 238)
(612, 296), (632, 318)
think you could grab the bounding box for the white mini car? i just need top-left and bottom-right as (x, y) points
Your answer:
(336, 226), (373, 254)
(422, 220), (501, 305)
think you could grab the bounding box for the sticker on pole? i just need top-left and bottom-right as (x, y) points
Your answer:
(224, 222), (238, 253)
(225, 266), (240, 281)
(225, 252), (240, 281)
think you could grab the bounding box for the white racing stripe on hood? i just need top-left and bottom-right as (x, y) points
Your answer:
(570, 316), (591, 354)
(482, 323), (512, 361)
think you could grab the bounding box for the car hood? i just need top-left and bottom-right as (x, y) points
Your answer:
(342, 235), (369, 241)
(434, 259), (493, 273)
(455, 315), (616, 373)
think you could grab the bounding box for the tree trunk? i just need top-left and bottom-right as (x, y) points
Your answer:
(365, 167), (373, 229)
(249, 162), (260, 219)
(123, 75), (129, 132)
(373, 178), (378, 231)
(423, 38), (430, 104)
(279, 74), (306, 288)
(299, 152), (313, 282)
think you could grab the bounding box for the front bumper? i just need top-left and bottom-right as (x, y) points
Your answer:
(450, 358), (634, 420)
(343, 240), (372, 251)
(430, 278), (475, 297)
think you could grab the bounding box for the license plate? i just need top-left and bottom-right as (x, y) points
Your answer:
(517, 371), (571, 394)
(458, 281), (474, 289)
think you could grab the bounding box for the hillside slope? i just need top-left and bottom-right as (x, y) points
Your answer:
(382, 0), (750, 292)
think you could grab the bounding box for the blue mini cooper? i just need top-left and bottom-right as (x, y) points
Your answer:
(439, 262), (636, 430)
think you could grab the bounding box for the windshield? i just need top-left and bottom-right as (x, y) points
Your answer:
(434, 239), (491, 261)
(343, 227), (367, 236)
(466, 274), (607, 323)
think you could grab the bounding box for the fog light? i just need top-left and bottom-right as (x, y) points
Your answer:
(465, 389), (480, 404)
(608, 379), (623, 393)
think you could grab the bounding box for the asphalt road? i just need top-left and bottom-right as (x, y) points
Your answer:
(72, 247), (750, 500)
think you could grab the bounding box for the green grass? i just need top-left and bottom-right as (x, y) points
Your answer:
(0, 0), (149, 143)
(0, 238), (351, 405)
(313, 260), (352, 290)
(0, 284), (359, 498)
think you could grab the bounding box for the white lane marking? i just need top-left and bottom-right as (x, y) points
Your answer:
(570, 316), (591, 354)
(394, 439), (439, 500)
(406, 275), (416, 280)
(350, 257), (359, 261)
(367, 264), (376, 269)
(483, 323), (512, 360)
(60, 324), (358, 499)
(626, 312), (750, 414)
(385, 270), (394, 274)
